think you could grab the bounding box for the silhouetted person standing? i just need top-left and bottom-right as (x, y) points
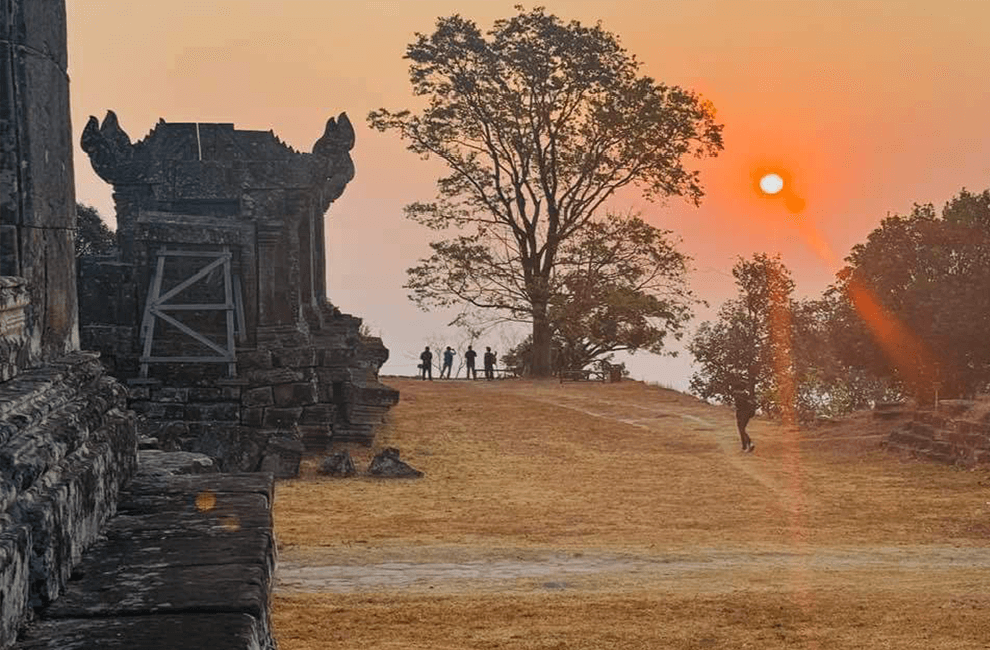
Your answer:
(465, 345), (478, 379)
(441, 346), (456, 378)
(483, 347), (496, 380)
(734, 391), (756, 452)
(420, 346), (433, 381)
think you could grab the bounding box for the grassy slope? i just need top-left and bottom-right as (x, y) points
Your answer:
(273, 378), (990, 649)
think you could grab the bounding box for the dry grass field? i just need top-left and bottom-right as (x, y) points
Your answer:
(272, 378), (990, 649)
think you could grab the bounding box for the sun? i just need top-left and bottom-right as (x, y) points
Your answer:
(759, 173), (784, 195)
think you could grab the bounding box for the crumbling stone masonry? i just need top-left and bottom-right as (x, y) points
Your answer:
(0, 0), (138, 645)
(884, 406), (990, 467)
(78, 111), (398, 472)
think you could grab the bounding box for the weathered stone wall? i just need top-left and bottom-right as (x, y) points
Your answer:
(885, 408), (990, 466)
(0, 353), (136, 647)
(0, 0), (79, 362)
(0, 277), (31, 381)
(13, 469), (278, 650)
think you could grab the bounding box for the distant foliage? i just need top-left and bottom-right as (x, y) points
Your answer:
(370, 7), (722, 376)
(75, 203), (115, 257)
(689, 254), (801, 420)
(690, 187), (990, 421)
(830, 190), (990, 400)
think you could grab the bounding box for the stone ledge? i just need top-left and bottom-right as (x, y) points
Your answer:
(13, 613), (268, 650)
(15, 473), (276, 650)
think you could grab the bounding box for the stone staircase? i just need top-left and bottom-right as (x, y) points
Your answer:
(885, 407), (990, 466)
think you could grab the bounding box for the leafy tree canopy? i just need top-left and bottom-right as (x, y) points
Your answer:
(689, 254), (798, 418)
(75, 203), (115, 257)
(370, 6), (722, 376)
(504, 212), (696, 373)
(832, 190), (990, 399)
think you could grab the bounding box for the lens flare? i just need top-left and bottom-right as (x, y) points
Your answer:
(195, 490), (217, 512)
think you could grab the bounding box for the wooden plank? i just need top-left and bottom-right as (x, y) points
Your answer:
(223, 251), (236, 377)
(154, 254), (227, 305)
(139, 356), (233, 364)
(233, 273), (247, 343)
(154, 250), (232, 258)
(155, 303), (232, 311)
(139, 252), (168, 378)
(150, 309), (230, 357)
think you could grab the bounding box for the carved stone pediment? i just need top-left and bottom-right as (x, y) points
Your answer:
(81, 110), (355, 206)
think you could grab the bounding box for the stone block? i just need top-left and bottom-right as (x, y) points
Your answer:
(0, 525), (31, 649)
(241, 407), (264, 428)
(189, 425), (269, 473)
(297, 425), (331, 453)
(938, 400), (975, 416)
(258, 436), (304, 479)
(129, 401), (186, 420)
(137, 450), (218, 477)
(300, 404), (334, 425)
(235, 350), (272, 371)
(156, 421), (188, 452)
(24, 473), (278, 649)
(272, 381), (317, 407)
(1, 0), (69, 70)
(150, 387), (189, 403)
(220, 385), (242, 400)
(367, 447), (423, 478)
(127, 386), (151, 401)
(13, 613), (269, 650)
(320, 348), (356, 367)
(350, 380), (401, 407)
(262, 407), (302, 429)
(317, 451), (355, 477)
(184, 402), (239, 422)
(187, 387), (223, 402)
(272, 347), (318, 369)
(21, 227), (78, 359)
(245, 367), (305, 387)
(242, 386), (274, 408)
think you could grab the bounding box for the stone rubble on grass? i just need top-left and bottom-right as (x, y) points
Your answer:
(367, 447), (424, 478)
(318, 451), (356, 477)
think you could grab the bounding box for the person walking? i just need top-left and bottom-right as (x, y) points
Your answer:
(483, 347), (496, 380)
(734, 390), (756, 452)
(464, 345), (478, 379)
(441, 346), (456, 378)
(419, 346), (433, 381)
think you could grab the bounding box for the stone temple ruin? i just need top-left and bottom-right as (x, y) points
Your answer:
(77, 110), (398, 474)
(1, 0), (396, 646)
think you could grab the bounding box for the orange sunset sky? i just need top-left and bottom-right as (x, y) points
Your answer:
(65, 1), (990, 386)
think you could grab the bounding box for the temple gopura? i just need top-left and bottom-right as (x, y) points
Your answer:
(78, 111), (398, 473)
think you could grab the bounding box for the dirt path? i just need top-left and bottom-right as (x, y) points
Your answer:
(277, 544), (990, 595)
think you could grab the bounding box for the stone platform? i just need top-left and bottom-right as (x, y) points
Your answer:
(13, 468), (277, 650)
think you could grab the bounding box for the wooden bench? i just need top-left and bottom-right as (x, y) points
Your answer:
(558, 361), (623, 383)
(482, 367), (520, 379)
(559, 368), (608, 383)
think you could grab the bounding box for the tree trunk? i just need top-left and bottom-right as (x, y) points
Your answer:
(531, 302), (553, 377)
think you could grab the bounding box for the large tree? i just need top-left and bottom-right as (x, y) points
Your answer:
(832, 191), (990, 400)
(370, 7), (723, 376)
